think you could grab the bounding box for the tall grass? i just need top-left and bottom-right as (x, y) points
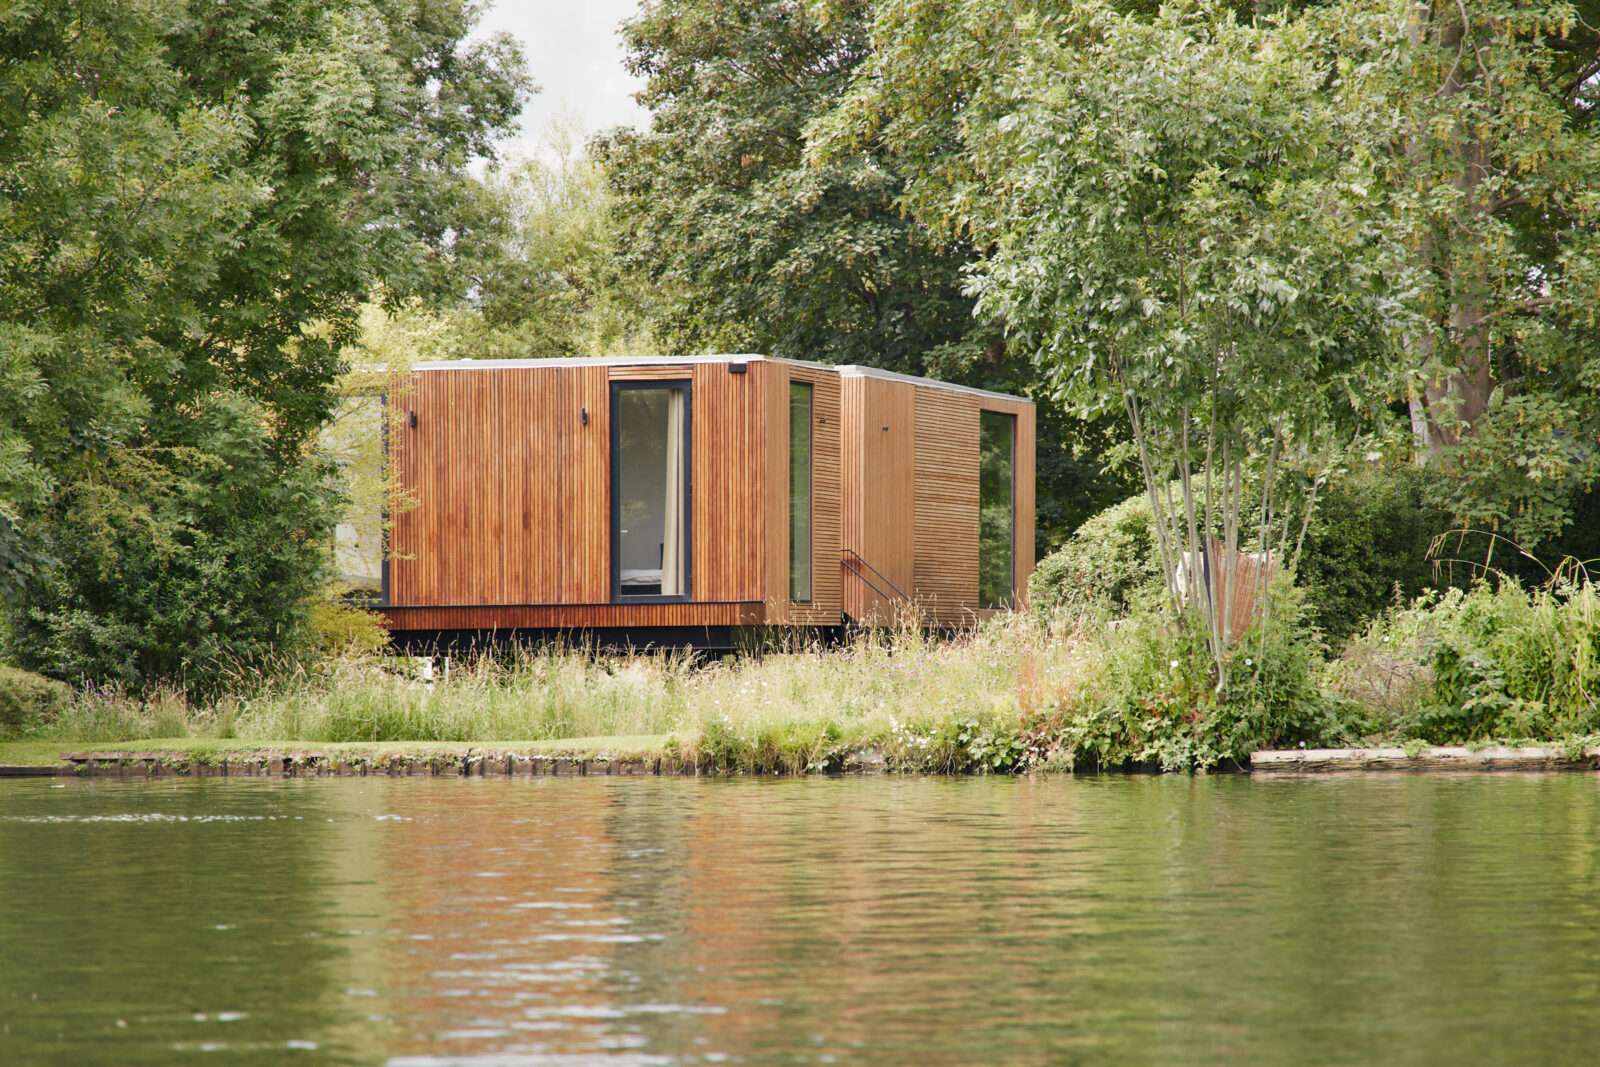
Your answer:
(27, 616), (1083, 758)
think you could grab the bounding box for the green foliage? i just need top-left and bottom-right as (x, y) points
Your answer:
(1291, 467), (1450, 640)
(595, 0), (975, 374)
(1422, 391), (1600, 551)
(308, 594), (392, 658)
(1038, 588), (1340, 772)
(1032, 466), (1450, 641)
(1029, 493), (1162, 620)
(896, 2), (1403, 683)
(594, 0), (1131, 538)
(9, 397), (341, 690)
(465, 118), (656, 357)
(0, 0), (527, 689)
(1320, 2), (1600, 479)
(1336, 579), (1600, 743)
(0, 664), (72, 737)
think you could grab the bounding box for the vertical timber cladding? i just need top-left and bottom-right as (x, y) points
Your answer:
(841, 374), (917, 623)
(762, 361), (843, 624)
(912, 386), (981, 624)
(688, 361), (767, 605)
(387, 365), (610, 607)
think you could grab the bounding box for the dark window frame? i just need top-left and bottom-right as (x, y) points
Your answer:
(788, 380), (815, 603)
(979, 409), (1017, 609)
(609, 380), (693, 604)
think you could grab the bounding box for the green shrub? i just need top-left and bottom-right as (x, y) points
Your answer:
(1030, 466), (1449, 641)
(1029, 584), (1343, 771)
(1333, 579), (1600, 743)
(1029, 492), (1163, 620)
(0, 664), (72, 736)
(308, 593), (392, 657)
(1292, 466), (1448, 641)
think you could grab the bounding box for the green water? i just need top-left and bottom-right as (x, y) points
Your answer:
(2, 774), (1598, 1065)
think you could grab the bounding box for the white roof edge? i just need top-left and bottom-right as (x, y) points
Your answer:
(409, 354), (1031, 405)
(834, 365), (1033, 405)
(410, 354), (771, 371)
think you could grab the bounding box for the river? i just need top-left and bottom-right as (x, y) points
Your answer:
(3, 774), (1597, 1064)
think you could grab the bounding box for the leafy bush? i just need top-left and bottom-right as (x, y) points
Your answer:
(1332, 579), (1600, 742)
(1030, 585), (1343, 771)
(1030, 466), (1448, 641)
(6, 396), (339, 693)
(1292, 466), (1448, 640)
(1029, 492), (1163, 620)
(0, 664), (72, 736)
(308, 594), (392, 657)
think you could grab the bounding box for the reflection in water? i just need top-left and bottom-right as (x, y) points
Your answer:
(2, 774), (1599, 1064)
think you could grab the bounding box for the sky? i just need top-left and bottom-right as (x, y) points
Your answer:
(474, 0), (649, 162)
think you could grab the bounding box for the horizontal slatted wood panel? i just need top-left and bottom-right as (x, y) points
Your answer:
(609, 366), (692, 380)
(383, 603), (764, 631)
(913, 388), (981, 624)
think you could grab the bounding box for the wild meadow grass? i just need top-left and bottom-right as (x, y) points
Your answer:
(28, 615), (1091, 767)
(27, 575), (1600, 772)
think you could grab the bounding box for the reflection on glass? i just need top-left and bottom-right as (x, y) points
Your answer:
(979, 411), (1015, 608)
(616, 385), (688, 598)
(789, 382), (813, 602)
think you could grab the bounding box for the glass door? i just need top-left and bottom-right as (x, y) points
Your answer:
(611, 382), (691, 600)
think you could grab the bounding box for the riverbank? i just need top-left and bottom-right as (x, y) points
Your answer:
(8, 582), (1600, 775)
(7, 738), (1600, 778)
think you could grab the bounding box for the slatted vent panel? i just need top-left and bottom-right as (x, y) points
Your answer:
(913, 388), (981, 624)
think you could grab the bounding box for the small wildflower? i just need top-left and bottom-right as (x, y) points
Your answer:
(1169, 659), (1179, 669)
(1245, 658), (1253, 667)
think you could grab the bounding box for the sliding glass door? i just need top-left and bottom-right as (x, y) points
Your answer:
(611, 382), (690, 600)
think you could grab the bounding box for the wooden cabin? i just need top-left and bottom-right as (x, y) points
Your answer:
(377, 356), (1034, 645)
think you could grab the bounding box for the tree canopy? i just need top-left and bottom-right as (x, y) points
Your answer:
(0, 0), (528, 686)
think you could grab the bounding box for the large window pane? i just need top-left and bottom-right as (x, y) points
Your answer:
(979, 411), (1015, 608)
(789, 382), (813, 602)
(614, 384), (689, 599)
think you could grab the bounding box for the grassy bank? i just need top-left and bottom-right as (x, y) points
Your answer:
(7, 577), (1600, 774)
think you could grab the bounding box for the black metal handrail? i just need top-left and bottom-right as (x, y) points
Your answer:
(841, 548), (912, 607)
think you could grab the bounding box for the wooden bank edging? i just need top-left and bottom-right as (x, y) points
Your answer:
(1250, 745), (1600, 773)
(36, 750), (706, 779)
(5, 744), (1600, 779)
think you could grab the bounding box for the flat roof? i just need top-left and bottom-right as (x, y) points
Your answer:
(409, 355), (1032, 405)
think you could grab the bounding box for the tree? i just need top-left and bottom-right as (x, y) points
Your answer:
(595, 0), (1134, 544)
(830, 2), (1409, 685)
(828, 0), (1600, 556)
(1328, 1), (1600, 548)
(0, 0), (528, 688)
(594, 0), (978, 373)
(455, 116), (656, 358)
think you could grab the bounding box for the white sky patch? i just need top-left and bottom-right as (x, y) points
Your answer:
(473, 0), (649, 166)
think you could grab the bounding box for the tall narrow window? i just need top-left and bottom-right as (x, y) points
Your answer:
(612, 382), (690, 600)
(789, 381), (813, 602)
(979, 411), (1016, 608)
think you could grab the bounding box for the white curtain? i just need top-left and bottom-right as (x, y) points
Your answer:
(660, 389), (686, 596)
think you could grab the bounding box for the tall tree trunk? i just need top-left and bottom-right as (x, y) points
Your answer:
(1410, 2), (1496, 458)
